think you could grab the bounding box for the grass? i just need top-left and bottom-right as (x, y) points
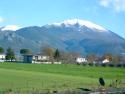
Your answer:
(0, 62), (125, 93)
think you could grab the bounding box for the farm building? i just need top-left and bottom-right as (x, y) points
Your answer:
(23, 54), (61, 64)
(23, 54), (33, 63)
(32, 54), (51, 64)
(33, 54), (49, 61)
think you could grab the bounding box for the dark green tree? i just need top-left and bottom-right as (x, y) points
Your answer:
(20, 48), (32, 55)
(0, 47), (4, 54)
(6, 48), (15, 62)
(54, 49), (60, 61)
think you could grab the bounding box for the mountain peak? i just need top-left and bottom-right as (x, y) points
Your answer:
(1, 25), (21, 31)
(52, 19), (107, 31)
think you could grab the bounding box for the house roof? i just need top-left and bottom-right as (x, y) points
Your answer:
(22, 54), (33, 56)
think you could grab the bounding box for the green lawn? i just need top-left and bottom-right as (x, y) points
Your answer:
(0, 63), (125, 93)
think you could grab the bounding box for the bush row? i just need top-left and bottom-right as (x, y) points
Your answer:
(81, 63), (125, 68)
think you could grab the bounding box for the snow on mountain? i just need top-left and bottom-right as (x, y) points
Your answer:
(52, 19), (107, 32)
(1, 25), (21, 31)
(0, 19), (125, 55)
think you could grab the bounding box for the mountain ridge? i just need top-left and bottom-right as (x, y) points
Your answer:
(52, 19), (107, 32)
(0, 19), (125, 55)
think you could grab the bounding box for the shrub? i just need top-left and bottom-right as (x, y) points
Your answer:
(101, 63), (107, 67)
(95, 63), (99, 67)
(76, 63), (81, 65)
(82, 63), (87, 66)
(108, 63), (115, 67)
(88, 63), (94, 66)
(123, 63), (125, 67)
(116, 63), (122, 67)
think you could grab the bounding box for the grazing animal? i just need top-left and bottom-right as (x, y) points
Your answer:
(99, 77), (105, 86)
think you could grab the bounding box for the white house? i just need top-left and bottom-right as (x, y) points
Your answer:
(23, 54), (62, 64)
(33, 55), (49, 61)
(0, 54), (6, 62)
(76, 57), (87, 64)
(102, 59), (110, 63)
(32, 54), (53, 64)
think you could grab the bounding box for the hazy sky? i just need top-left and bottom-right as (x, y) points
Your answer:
(0, 0), (125, 38)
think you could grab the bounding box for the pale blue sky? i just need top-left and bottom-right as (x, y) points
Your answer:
(0, 0), (125, 38)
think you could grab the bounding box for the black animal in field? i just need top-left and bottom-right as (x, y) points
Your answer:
(99, 77), (105, 86)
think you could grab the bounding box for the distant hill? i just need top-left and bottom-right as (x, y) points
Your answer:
(0, 19), (125, 55)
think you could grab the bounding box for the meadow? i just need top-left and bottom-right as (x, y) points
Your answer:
(0, 63), (124, 93)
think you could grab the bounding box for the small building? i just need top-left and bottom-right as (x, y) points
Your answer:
(0, 54), (6, 62)
(33, 55), (49, 62)
(23, 54), (62, 64)
(32, 54), (50, 64)
(23, 54), (33, 63)
(76, 57), (87, 64)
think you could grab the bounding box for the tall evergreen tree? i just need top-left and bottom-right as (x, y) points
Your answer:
(20, 48), (32, 55)
(0, 47), (4, 54)
(54, 49), (60, 61)
(6, 48), (15, 61)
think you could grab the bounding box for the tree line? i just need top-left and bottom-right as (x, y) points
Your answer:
(0, 47), (60, 62)
(0, 46), (125, 63)
(0, 47), (15, 61)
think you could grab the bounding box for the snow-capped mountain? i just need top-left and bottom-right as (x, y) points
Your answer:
(1, 25), (21, 31)
(0, 19), (125, 55)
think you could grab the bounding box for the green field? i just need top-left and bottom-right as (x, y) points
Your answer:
(0, 63), (125, 93)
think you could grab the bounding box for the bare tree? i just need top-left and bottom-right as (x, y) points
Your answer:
(60, 51), (81, 64)
(41, 46), (54, 57)
(87, 53), (97, 63)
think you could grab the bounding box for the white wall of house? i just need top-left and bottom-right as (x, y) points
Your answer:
(32, 61), (52, 64)
(0, 54), (5, 59)
(32, 61), (62, 64)
(54, 62), (62, 64)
